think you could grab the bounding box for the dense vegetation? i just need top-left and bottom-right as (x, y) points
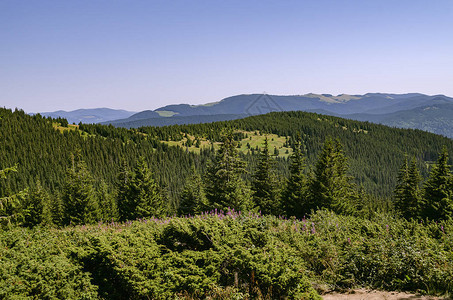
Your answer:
(1, 211), (452, 299)
(2, 107), (453, 298)
(132, 111), (453, 196)
(2, 108), (453, 203)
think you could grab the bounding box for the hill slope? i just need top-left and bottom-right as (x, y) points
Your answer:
(2, 107), (453, 204)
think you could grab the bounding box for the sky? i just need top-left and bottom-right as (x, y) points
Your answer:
(1, 0), (453, 113)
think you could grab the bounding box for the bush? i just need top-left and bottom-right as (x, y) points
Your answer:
(1, 210), (452, 298)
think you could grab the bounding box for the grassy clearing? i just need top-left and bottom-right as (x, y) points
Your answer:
(52, 122), (79, 133)
(162, 130), (293, 157)
(53, 123), (93, 138)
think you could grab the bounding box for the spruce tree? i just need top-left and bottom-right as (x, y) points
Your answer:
(97, 180), (118, 222)
(423, 147), (453, 220)
(205, 129), (251, 212)
(252, 137), (280, 215)
(62, 151), (100, 225)
(22, 179), (53, 227)
(394, 155), (422, 219)
(48, 190), (64, 227)
(179, 165), (208, 215)
(307, 138), (356, 215)
(0, 165), (27, 226)
(117, 157), (164, 221)
(117, 160), (132, 220)
(282, 136), (307, 218)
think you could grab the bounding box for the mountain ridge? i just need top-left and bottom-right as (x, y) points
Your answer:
(37, 108), (136, 124)
(39, 93), (453, 138)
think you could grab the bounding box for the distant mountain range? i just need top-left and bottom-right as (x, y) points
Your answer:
(38, 108), (136, 124)
(39, 93), (453, 138)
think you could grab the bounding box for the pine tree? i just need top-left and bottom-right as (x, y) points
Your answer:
(179, 165), (208, 215)
(252, 137), (280, 215)
(423, 147), (453, 220)
(117, 157), (164, 221)
(394, 155), (423, 219)
(205, 129), (251, 212)
(307, 138), (356, 215)
(62, 151), (100, 225)
(282, 136), (307, 218)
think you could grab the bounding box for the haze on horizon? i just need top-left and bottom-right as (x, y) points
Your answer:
(1, 0), (453, 113)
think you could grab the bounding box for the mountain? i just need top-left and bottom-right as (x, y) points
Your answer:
(345, 102), (453, 137)
(38, 108), (136, 124)
(40, 93), (453, 138)
(149, 93), (453, 116)
(102, 93), (453, 138)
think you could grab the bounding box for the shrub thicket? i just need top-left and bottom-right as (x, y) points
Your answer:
(1, 210), (452, 299)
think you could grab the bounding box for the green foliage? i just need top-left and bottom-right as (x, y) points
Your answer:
(2, 211), (453, 298)
(205, 129), (252, 211)
(0, 228), (99, 299)
(0, 165), (27, 227)
(136, 110), (453, 198)
(307, 138), (357, 215)
(251, 137), (280, 215)
(178, 165), (208, 216)
(3, 107), (453, 219)
(62, 152), (100, 225)
(394, 155), (423, 219)
(21, 180), (53, 228)
(282, 136), (308, 218)
(96, 180), (118, 222)
(117, 157), (165, 221)
(423, 147), (453, 220)
(0, 165), (18, 180)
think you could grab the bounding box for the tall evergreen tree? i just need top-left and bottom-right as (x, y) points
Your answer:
(48, 190), (64, 227)
(0, 165), (27, 227)
(394, 155), (423, 219)
(62, 151), (100, 225)
(307, 138), (356, 215)
(22, 179), (53, 227)
(423, 147), (453, 220)
(282, 136), (307, 218)
(117, 159), (131, 219)
(117, 157), (164, 221)
(178, 165), (208, 215)
(252, 137), (280, 215)
(97, 180), (118, 222)
(205, 129), (251, 212)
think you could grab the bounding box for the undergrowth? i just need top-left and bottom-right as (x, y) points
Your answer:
(1, 210), (452, 299)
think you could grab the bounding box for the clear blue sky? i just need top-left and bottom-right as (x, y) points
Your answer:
(1, 0), (452, 112)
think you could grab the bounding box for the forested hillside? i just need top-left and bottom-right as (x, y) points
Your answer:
(2, 108), (453, 204)
(132, 111), (453, 195)
(0, 108), (207, 204)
